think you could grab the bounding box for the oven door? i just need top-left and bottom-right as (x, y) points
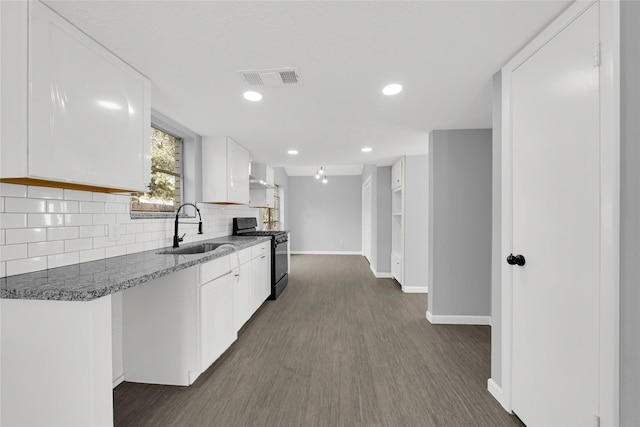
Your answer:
(274, 237), (288, 284)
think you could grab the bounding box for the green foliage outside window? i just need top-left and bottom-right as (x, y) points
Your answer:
(132, 128), (181, 212)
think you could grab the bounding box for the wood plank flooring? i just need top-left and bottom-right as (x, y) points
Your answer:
(114, 255), (523, 427)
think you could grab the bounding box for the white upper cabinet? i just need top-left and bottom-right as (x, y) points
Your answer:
(0, 1), (151, 192)
(202, 136), (250, 204)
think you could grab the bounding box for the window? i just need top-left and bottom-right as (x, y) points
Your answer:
(262, 186), (280, 230)
(131, 127), (182, 212)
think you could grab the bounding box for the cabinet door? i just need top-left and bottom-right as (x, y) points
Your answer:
(233, 262), (252, 332)
(227, 138), (250, 204)
(200, 272), (236, 371)
(250, 253), (271, 313)
(28, 1), (150, 191)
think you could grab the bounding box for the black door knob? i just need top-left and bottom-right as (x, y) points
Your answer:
(507, 254), (526, 266)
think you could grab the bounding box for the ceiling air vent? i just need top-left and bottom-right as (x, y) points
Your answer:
(237, 67), (302, 87)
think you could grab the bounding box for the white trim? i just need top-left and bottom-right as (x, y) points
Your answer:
(289, 251), (362, 256)
(487, 379), (509, 412)
(112, 374), (125, 389)
(401, 285), (428, 294)
(362, 176), (372, 264)
(499, 1), (619, 423)
(370, 264), (393, 279)
(426, 311), (491, 326)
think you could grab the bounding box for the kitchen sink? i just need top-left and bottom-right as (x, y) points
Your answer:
(157, 242), (226, 255)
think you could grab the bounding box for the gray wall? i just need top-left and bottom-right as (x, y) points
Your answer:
(491, 71), (502, 386)
(403, 156), (429, 289)
(428, 129), (492, 317)
(288, 175), (362, 252)
(620, 1), (640, 424)
(375, 166), (392, 273)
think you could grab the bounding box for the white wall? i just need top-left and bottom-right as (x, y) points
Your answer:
(427, 129), (492, 321)
(375, 166), (392, 273)
(288, 176), (362, 253)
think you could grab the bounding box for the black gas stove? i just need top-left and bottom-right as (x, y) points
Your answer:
(233, 217), (289, 299)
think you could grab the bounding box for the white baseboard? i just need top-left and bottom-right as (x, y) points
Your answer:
(290, 251), (362, 255)
(426, 311), (491, 325)
(402, 285), (428, 293)
(487, 378), (510, 412)
(113, 374), (125, 389)
(370, 264), (393, 279)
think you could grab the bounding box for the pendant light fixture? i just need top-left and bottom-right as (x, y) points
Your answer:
(315, 166), (328, 183)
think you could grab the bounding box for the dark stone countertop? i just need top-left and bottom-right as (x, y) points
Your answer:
(0, 235), (271, 302)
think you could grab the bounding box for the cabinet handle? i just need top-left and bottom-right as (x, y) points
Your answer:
(261, 255), (266, 259)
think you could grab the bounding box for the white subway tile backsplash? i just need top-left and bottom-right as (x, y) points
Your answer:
(115, 194), (131, 204)
(0, 244), (28, 261)
(28, 213), (64, 228)
(93, 213), (117, 225)
(28, 241), (64, 258)
(5, 198), (46, 213)
(117, 234), (136, 246)
(93, 193), (116, 203)
(47, 200), (79, 213)
(105, 245), (127, 258)
(125, 223), (144, 235)
(27, 186), (63, 200)
(6, 228), (46, 244)
(79, 248), (105, 263)
(79, 201), (105, 214)
(79, 225), (106, 238)
(0, 213), (28, 229)
(126, 243), (145, 254)
(1, 184), (260, 277)
(143, 241), (160, 252)
(0, 183), (27, 198)
(64, 238), (93, 252)
(47, 226), (79, 241)
(105, 203), (127, 214)
(64, 214), (93, 227)
(48, 252), (79, 269)
(7, 257), (47, 276)
(93, 236), (115, 249)
(63, 189), (93, 201)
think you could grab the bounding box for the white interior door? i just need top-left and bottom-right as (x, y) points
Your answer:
(511, 3), (600, 425)
(363, 180), (372, 262)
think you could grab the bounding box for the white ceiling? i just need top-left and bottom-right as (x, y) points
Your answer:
(44, 0), (571, 172)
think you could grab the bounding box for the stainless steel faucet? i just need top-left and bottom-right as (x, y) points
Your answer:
(173, 203), (203, 247)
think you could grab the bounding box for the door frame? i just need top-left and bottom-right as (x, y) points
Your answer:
(362, 176), (373, 262)
(498, 1), (620, 424)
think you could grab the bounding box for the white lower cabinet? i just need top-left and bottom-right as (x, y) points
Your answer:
(200, 269), (236, 370)
(123, 255), (237, 386)
(250, 243), (271, 313)
(121, 243), (271, 387)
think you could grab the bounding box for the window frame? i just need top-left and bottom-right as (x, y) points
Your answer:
(130, 110), (201, 219)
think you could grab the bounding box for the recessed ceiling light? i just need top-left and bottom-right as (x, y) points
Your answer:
(361, 147), (373, 153)
(382, 83), (403, 96)
(288, 150), (299, 155)
(243, 91), (263, 102)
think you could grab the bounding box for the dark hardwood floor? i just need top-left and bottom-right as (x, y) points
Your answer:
(114, 255), (523, 427)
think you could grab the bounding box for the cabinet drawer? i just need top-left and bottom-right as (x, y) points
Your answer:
(251, 242), (270, 258)
(230, 248), (252, 268)
(200, 256), (230, 285)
